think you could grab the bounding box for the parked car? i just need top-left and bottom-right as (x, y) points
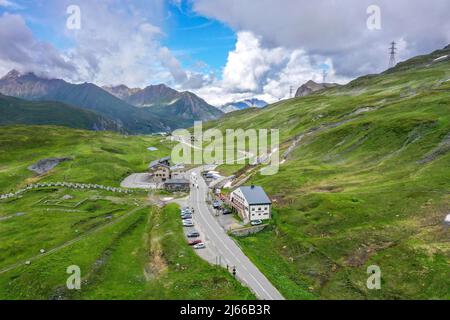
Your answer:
(188, 239), (203, 246)
(193, 243), (206, 249)
(181, 214), (193, 220)
(183, 220), (194, 227)
(212, 200), (222, 209)
(250, 220), (263, 226)
(181, 209), (191, 215)
(187, 231), (200, 238)
(222, 208), (232, 215)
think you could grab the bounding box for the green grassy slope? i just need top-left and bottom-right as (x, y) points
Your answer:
(0, 127), (253, 299)
(0, 94), (120, 131)
(0, 125), (173, 194)
(206, 46), (450, 299)
(0, 200), (253, 300)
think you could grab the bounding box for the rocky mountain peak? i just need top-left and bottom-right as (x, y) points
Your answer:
(295, 80), (340, 97)
(2, 69), (22, 80)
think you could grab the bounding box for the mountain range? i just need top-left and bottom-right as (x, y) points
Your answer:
(0, 71), (223, 133)
(219, 98), (268, 113)
(104, 84), (223, 127)
(0, 93), (121, 131)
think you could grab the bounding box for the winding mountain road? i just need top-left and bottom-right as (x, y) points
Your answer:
(187, 166), (284, 300)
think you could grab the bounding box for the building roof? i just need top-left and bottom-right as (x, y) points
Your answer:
(149, 161), (169, 169)
(238, 186), (272, 205)
(148, 156), (171, 169)
(164, 178), (190, 185)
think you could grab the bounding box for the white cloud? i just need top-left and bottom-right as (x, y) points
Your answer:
(0, 0), (199, 89)
(222, 31), (287, 92)
(3, 0), (449, 107)
(0, 13), (76, 78)
(0, 0), (22, 9)
(191, 31), (349, 106)
(194, 0), (450, 78)
(59, 0), (179, 87)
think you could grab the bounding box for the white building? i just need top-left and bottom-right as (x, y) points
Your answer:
(230, 185), (272, 222)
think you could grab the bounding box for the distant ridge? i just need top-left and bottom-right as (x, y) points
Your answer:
(0, 71), (197, 133)
(295, 80), (340, 97)
(0, 93), (121, 131)
(104, 84), (223, 125)
(220, 98), (268, 113)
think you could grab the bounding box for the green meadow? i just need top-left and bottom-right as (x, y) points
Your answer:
(206, 46), (450, 299)
(0, 125), (172, 194)
(1, 45), (449, 300)
(0, 127), (252, 300)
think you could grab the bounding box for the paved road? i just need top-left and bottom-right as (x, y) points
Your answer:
(187, 166), (284, 300)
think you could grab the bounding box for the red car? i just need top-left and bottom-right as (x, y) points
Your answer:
(188, 239), (203, 246)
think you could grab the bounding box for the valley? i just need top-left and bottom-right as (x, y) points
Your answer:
(0, 126), (253, 300)
(0, 44), (449, 301)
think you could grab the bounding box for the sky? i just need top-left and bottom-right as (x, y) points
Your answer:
(0, 0), (449, 106)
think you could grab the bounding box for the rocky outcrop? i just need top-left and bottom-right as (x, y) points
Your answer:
(295, 80), (340, 97)
(28, 157), (73, 175)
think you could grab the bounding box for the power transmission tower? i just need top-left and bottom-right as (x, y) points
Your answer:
(389, 41), (397, 69)
(290, 86), (294, 98)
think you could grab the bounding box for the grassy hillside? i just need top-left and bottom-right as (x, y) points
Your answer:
(0, 126), (253, 299)
(0, 125), (173, 194)
(0, 198), (253, 300)
(206, 46), (450, 299)
(0, 73), (169, 133)
(0, 94), (120, 132)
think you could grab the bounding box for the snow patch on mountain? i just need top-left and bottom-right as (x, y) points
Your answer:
(219, 98), (268, 113)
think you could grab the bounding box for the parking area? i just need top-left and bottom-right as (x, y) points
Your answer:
(176, 201), (219, 265)
(120, 173), (159, 190)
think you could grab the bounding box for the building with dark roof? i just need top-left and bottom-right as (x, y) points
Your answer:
(148, 156), (171, 170)
(230, 185), (272, 222)
(164, 178), (190, 192)
(148, 157), (172, 182)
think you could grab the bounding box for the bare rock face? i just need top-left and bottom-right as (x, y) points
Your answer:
(28, 157), (73, 175)
(104, 84), (223, 122)
(295, 80), (340, 97)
